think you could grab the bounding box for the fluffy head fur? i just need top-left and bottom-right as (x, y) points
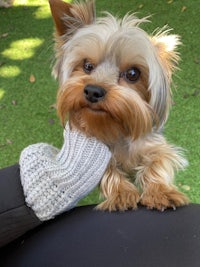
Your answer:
(49, 0), (188, 211)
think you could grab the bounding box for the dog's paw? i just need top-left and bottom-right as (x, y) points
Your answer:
(140, 183), (189, 211)
(96, 187), (140, 211)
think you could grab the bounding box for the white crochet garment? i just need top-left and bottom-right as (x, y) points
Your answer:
(20, 123), (111, 221)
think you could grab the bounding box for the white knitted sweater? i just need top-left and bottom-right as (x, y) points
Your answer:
(19, 123), (111, 221)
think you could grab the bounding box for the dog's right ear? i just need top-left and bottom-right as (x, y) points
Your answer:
(49, 0), (96, 36)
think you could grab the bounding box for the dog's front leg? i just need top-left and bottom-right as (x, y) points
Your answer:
(97, 164), (140, 211)
(135, 140), (189, 210)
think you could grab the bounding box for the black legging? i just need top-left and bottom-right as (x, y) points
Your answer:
(0, 165), (200, 267)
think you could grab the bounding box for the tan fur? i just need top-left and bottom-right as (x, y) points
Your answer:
(49, 0), (189, 211)
(57, 75), (153, 143)
(97, 165), (140, 211)
(140, 183), (188, 210)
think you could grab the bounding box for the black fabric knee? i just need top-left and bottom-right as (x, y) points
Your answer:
(0, 164), (41, 247)
(1, 204), (200, 267)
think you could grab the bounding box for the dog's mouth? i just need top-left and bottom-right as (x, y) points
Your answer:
(82, 104), (107, 114)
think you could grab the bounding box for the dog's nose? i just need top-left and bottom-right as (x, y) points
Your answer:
(84, 85), (106, 103)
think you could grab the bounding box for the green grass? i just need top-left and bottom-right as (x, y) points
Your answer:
(0, 0), (200, 204)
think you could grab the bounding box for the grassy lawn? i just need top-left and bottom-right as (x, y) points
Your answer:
(0, 0), (200, 205)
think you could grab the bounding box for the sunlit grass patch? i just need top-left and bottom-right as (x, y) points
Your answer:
(14, 0), (47, 7)
(34, 4), (51, 19)
(2, 38), (44, 61)
(0, 89), (5, 100)
(0, 65), (21, 78)
(14, 0), (72, 7)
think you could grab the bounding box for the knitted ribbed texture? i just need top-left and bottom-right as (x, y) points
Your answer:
(19, 123), (111, 221)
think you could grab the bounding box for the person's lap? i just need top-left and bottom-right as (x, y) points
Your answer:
(0, 164), (41, 248)
(1, 203), (200, 267)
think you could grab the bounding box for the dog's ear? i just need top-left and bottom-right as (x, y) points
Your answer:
(149, 32), (181, 127)
(49, 0), (96, 36)
(151, 32), (181, 77)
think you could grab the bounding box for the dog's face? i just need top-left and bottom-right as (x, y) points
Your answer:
(49, 0), (180, 145)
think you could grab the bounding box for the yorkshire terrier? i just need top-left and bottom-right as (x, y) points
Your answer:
(49, 0), (189, 211)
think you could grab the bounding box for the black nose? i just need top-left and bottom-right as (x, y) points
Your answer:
(84, 85), (106, 103)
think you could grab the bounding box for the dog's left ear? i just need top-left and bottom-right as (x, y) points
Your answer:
(49, 0), (96, 36)
(151, 32), (181, 78)
(149, 32), (181, 127)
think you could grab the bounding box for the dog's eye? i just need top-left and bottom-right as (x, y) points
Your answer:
(83, 60), (95, 74)
(123, 67), (141, 83)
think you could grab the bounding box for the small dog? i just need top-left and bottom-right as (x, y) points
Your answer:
(49, 0), (189, 211)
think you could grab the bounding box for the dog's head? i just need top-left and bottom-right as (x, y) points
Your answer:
(49, 0), (180, 144)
